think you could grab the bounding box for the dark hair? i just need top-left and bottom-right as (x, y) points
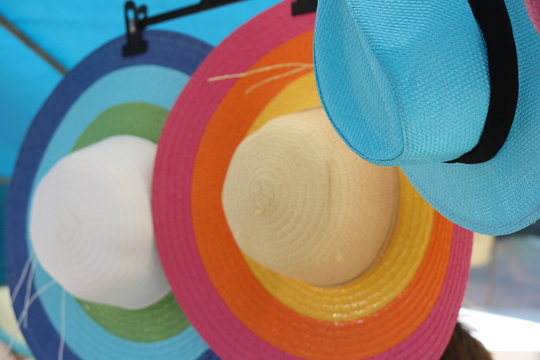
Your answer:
(441, 322), (492, 360)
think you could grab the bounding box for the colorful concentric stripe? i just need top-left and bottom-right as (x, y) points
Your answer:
(153, 2), (473, 359)
(5, 31), (218, 360)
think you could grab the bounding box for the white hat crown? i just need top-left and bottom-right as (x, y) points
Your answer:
(30, 135), (169, 309)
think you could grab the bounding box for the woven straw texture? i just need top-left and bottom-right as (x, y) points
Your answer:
(314, 0), (539, 235)
(153, 2), (473, 359)
(4, 31), (218, 360)
(315, 0), (489, 165)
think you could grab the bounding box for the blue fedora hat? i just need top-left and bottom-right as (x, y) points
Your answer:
(314, 0), (539, 235)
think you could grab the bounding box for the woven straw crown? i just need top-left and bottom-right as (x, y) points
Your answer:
(314, 0), (529, 166)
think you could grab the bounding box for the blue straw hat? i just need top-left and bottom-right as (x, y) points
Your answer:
(314, 0), (540, 236)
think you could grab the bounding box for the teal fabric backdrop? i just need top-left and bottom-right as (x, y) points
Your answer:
(0, 0), (281, 177)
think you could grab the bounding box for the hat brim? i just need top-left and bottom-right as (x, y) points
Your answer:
(4, 31), (218, 360)
(153, 2), (473, 359)
(402, 0), (539, 236)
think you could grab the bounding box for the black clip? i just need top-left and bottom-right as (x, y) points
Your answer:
(122, 1), (148, 57)
(292, 0), (318, 15)
(122, 0), (246, 57)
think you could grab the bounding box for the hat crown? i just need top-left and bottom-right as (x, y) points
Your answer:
(315, 0), (494, 165)
(222, 109), (398, 287)
(30, 135), (169, 310)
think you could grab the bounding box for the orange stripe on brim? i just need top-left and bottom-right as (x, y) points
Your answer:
(190, 33), (455, 359)
(153, 3), (472, 358)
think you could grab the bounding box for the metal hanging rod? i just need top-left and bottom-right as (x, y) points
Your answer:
(0, 13), (68, 74)
(123, 0), (317, 57)
(145, 0), (246, 26)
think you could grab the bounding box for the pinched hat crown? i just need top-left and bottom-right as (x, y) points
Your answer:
(315, 0), (522, 165)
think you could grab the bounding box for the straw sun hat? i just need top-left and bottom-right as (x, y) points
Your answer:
(152, 2), (473, 359)
(4, 31), (219, 360)
(314, 0), (540, 236)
